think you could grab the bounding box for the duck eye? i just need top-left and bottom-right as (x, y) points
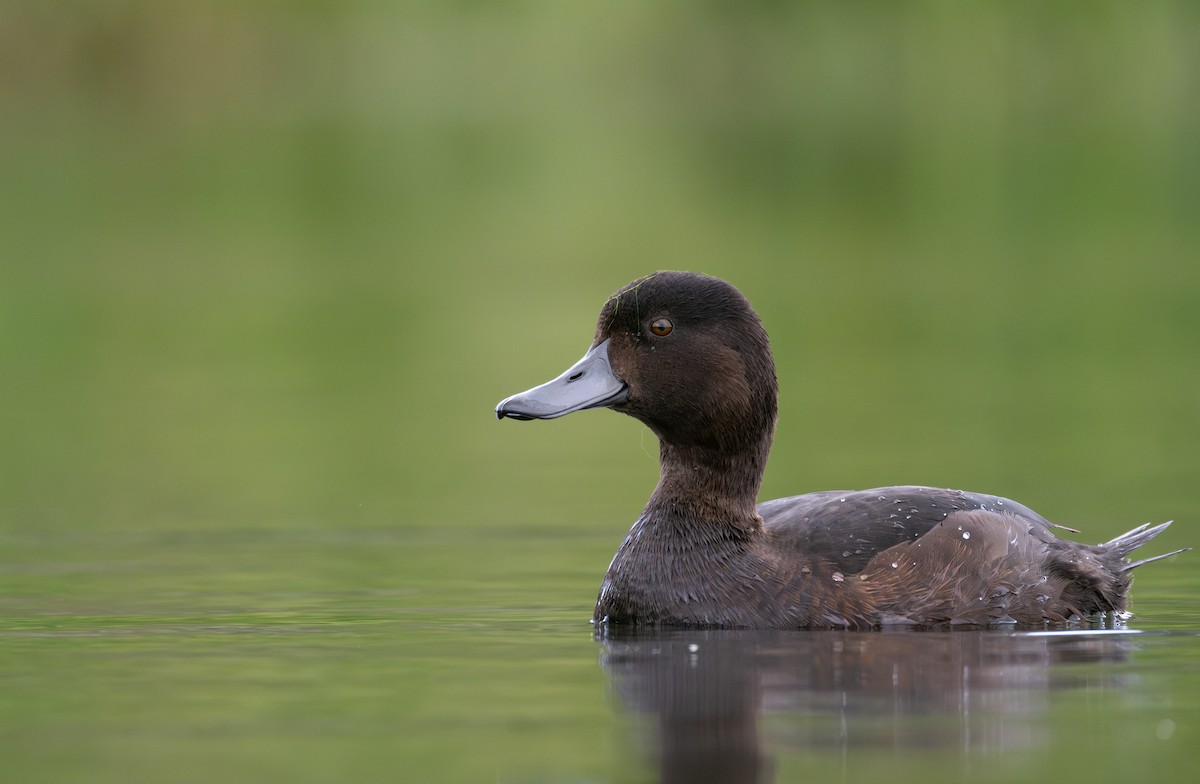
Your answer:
(649, 318), (673, 337)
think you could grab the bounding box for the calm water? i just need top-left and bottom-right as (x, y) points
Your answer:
(2, 527), (1196, 784)
(3, 4), (1199, 783)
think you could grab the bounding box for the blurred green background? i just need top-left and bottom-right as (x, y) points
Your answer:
(2, 1), (1196, 541)
(1, 3), (1198, 781)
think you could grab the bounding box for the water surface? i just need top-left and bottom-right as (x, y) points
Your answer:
(2, 528), (1195, 783)
(3, 4), (1199, 783)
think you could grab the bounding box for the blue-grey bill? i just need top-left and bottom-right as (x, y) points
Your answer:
(495, 338), (628, 420)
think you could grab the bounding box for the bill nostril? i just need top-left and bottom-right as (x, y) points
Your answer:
(567, 371), (584, 382)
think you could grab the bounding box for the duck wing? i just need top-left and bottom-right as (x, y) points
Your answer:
(757, 485), (1061, 575)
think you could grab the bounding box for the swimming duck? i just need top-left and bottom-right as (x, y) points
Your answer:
(495, 271), (1185, 629)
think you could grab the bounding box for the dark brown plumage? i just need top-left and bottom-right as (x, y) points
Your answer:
(496, 271), (1186, 629)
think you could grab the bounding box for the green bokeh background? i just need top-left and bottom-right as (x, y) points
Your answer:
(3, 2), (1197, 543)
(1, 3), (1198, 782)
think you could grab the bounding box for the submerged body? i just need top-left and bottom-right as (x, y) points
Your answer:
(496, 272), (1184, 629)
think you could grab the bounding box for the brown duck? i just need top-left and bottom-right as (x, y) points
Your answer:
(496, 271), (1186, 629)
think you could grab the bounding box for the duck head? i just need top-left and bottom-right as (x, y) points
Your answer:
(496, 271), (778, 458)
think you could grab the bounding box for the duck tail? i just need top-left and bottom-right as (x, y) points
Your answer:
(1103, 521), (1190, 571)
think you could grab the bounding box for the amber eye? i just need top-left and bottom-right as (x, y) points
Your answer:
(649, 318), (673, 337)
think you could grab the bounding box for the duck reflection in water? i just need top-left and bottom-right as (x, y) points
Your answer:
(597, 627), (1141, 784)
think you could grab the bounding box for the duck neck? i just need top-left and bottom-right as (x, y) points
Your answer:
(644, 436), (770, 536)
